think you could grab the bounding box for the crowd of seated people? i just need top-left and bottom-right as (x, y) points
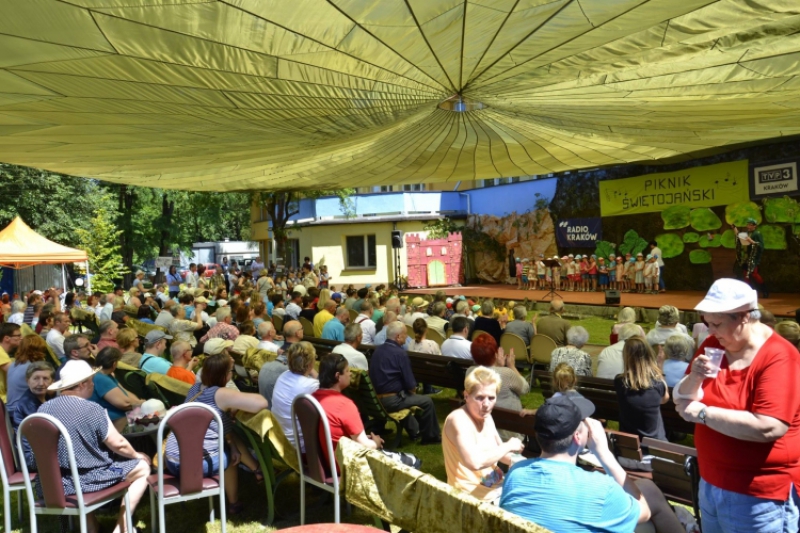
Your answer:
(2, 267), (798, 533)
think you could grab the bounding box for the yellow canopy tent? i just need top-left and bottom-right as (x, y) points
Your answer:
(0, 1), (799, 191)
(0, 217), (90, 291)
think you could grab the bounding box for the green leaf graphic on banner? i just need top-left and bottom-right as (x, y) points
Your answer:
(655, 233), (684, 258)
(689, 250), (712, 264)
(662, 206), (691, 230)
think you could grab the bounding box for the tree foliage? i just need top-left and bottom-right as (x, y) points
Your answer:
(254, 189), (355, 264)
(0, 163), (106, 247)
(75, 206), (128, 293)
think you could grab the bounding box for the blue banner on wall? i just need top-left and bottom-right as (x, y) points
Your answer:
(556, 218), (603, 248)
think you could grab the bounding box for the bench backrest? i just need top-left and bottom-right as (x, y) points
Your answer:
(642, 437), (700, 517)
(534, 370), (695, 435)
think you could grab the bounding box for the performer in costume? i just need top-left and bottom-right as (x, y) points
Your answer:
(731, 218), (767, 298)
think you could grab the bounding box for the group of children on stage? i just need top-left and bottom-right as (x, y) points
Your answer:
(514, 252), (661, 294)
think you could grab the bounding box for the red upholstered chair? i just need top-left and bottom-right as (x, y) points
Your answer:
(148, 403), (226, 533)
(15, 413), (133, 533)
(1, 398), (34, 533)
(291, 394), (339, 525)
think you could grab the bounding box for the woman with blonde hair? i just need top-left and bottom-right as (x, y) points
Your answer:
(271, 341), (319, 451)
(614, 337), (668, 441)
(117, 328), (142, 367)
(317, 288), (332, 312)
(442, 366), (524, 502)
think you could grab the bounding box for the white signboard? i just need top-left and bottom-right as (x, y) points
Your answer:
(752, 161), (798, 197)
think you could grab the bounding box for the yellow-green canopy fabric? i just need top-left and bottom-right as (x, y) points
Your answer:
(1, 0), (800, 191)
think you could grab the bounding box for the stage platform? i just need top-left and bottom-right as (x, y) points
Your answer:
(402, 284), (799, 319)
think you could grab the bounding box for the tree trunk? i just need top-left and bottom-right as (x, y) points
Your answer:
(158, 193), (175, 256)
(117, 185), (135, 287)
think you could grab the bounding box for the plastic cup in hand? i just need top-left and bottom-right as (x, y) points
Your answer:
(704, 347), (725, 377)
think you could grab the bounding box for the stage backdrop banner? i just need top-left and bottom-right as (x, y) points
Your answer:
(556, 218), (602, 248)
(599, 160), (749, 216)
(750, 158), (799, 198)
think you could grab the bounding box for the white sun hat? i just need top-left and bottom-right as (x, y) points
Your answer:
(48, 360), (98, 391)
(694, 278), (758, 313)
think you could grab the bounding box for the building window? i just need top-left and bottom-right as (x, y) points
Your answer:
(346, 235), (376, 268)
(402, 184), (425, 191)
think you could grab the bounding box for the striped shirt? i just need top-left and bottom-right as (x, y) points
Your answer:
(500, 458), (640, 533)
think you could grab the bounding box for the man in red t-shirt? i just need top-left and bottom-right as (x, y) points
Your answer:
(674, 278), (800, 533)
(312, 353), (383, 470)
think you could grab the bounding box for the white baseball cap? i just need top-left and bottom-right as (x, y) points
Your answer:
(695, 278), (758, 313)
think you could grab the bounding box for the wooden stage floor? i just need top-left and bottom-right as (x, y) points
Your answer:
(403, 284), (800, 318)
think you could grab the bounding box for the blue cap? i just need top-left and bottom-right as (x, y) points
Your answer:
(332, 292), (342, 300)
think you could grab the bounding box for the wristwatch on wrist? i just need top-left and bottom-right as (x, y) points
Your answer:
(698, 407), (707, 424)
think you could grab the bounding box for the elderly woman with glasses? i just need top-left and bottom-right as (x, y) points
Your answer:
(164, 342), (268, 515)
(675, 279), (800, 533)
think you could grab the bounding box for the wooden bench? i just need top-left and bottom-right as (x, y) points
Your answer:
(534, 370), (695, 436)
(642, 437), (700, 520)
(343, 369), (419, 449)
(304, 335), (472, 392)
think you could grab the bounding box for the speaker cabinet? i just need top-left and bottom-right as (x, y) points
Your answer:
(605, 290), (621, 305)
(391, 230), (403, 249)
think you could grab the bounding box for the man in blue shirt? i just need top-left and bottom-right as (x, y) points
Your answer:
(369, 322), (440, 445)
(138, 330), (173, 375)
(321, 307), (349, 342)
(372, 312), (412, 349)
(501, 396), (683, 532)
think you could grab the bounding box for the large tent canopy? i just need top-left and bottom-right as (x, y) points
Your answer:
(1, 0), (799, 191)
(0, 217), (88, 269)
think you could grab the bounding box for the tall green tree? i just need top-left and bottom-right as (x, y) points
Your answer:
(0, 163), (107, 246)
(75, 206), (128, 293)
(254, 189), (355, 265)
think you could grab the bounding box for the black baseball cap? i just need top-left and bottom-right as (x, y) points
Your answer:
(534, 395), (596, 440)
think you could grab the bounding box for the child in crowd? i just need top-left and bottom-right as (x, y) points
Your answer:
(597, 257), (609, 291)
(624, 257), (635, 292)
(569, 255), (579, 291)
(515, 257), (523, 289)
(536, 254), (546, 290)
(587, 255), (598, 291)
(577, 255), (588, 291)
(615, 256), (625, 292)
(634, 253), (646, 292)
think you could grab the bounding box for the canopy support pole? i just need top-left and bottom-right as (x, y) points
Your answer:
(85, 260), (92, 294)
(61, 264), (67, 291)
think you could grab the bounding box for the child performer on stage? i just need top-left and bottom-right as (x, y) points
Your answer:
(598, 257), (609, 291)
(523, 258), (533, 290)
(578, 255), (589, 292)
(634, 253), (646, 293)
(535, 255), (546, 290)
(554, 257), (564, 291)
(588, 255), (598, 292)
(625, 257), (635, 292)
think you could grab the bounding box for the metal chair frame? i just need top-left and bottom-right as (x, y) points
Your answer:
(291, 393), (340, 525)
(15, 413), (133, 533)
(1, 399), (27, 533)
(149, 402), (226, 533)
